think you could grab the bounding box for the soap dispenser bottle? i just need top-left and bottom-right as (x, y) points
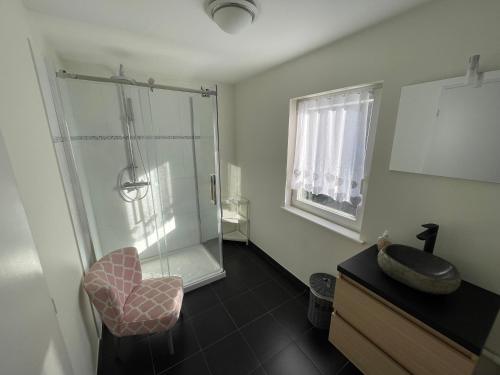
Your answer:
(377, 230), (391, 251)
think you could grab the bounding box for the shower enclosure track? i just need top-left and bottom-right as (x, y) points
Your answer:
(56, 70), (217, 97)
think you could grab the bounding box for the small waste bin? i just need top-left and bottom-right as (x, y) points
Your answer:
(307, 273), (336, 329)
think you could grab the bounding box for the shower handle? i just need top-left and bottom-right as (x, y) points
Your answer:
(210, 174), (217, 205)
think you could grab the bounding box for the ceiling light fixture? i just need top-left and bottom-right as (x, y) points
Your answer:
(207, 0), (258, 34)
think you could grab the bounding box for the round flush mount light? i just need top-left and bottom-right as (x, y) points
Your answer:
(207, 0), (259, 34)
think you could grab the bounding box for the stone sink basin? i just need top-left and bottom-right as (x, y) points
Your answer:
(377, 244), (461, 295)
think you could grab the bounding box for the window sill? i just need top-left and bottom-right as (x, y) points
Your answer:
(281, 205), (365, 244)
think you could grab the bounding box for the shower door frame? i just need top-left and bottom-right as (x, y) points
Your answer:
(52, 71), (225, 292)
(183, 85), (226, 292)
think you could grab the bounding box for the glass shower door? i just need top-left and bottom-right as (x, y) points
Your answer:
(145, 89), (224, 288)
(192, 94), (223, 274)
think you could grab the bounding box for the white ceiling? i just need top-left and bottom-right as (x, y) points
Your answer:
(25, 0), (431, 83)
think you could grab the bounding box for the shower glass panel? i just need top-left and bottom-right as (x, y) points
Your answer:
(193, 94), (222, 276)
(140, 89), (223, 285)
(56, 77), (223, 289)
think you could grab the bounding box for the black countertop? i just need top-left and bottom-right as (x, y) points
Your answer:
(337, 245), (500, 355)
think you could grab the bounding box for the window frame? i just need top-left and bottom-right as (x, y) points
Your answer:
(283, 82), (383, 241)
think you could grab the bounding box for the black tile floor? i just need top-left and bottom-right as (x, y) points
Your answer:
(97, 241), (361, 375)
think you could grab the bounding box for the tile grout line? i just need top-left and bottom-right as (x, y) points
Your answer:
(225, 250), (307, 296)
(153, 315), (206, 375)
(261, 298), (319, 371)
(335, 360), (351, 375)
(182, 317), (215, 375)
(234, 253), (311, 372)
(207, 287), (296, 343)
(293, 335), (330, 375)
(211, 257), (307, 370)
(210, 261), (298, 306)
(294, 327), (350, 375)
(212, 288), (264, 374)
(52, 134), (205, 143)
(236, 243), (309, 290)
(156, 348), (203, 375)
(153, 249), (309, 375)
(179, 271), (300, 371)
(152, 319), (205, 374)
(156, 292), (311, 375)
(186, 256), (307, 347)
(268, 293), (337, 375)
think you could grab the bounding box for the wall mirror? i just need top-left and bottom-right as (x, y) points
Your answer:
(390, 63), (500, 184)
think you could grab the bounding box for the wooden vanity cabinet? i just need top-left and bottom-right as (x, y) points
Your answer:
(328, 246), (500, 375)
(330, 275), (476, 375)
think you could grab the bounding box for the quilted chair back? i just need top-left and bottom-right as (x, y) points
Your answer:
(84, 247), (142, 335)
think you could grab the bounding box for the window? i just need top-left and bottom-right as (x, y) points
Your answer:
(284, 83), (382, 239)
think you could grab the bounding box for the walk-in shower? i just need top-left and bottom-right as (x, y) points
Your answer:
(53, 65), (224, 290)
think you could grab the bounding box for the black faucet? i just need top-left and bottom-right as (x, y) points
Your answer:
(416, 223), (439, 254)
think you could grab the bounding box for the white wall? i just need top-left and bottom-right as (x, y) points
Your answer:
(0, 86), (72, 375)
(234, 0), (500, 362)
(216, 84), (236, 200)
(0, 1), (98, 374)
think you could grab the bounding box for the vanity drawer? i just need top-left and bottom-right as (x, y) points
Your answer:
(330, 313), (409, 375)
(333, 276), (476, 375)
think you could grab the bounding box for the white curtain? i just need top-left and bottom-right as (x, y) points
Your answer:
(291, 88), (374, 206)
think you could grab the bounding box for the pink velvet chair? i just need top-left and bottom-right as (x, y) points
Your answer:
(83, 247), (183, 354)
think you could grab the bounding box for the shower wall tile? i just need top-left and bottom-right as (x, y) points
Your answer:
(201, 212), (218, 242)
(192, 95), (215, 137)
(195, 139), (216, 182)
(69, 136), (201, 259)
(194, 137), (215, 188)
(140, 211), (200, 257)
(150, 89), (191, 136)
(169, 177), (198, 214)
(65, 80), (124, 136)
(153, 139), (195, 180)
(197, 181), (213, 214)
(74, 140), (145, 254)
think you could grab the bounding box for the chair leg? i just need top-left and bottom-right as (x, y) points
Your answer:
(167, 330), (174, 355)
